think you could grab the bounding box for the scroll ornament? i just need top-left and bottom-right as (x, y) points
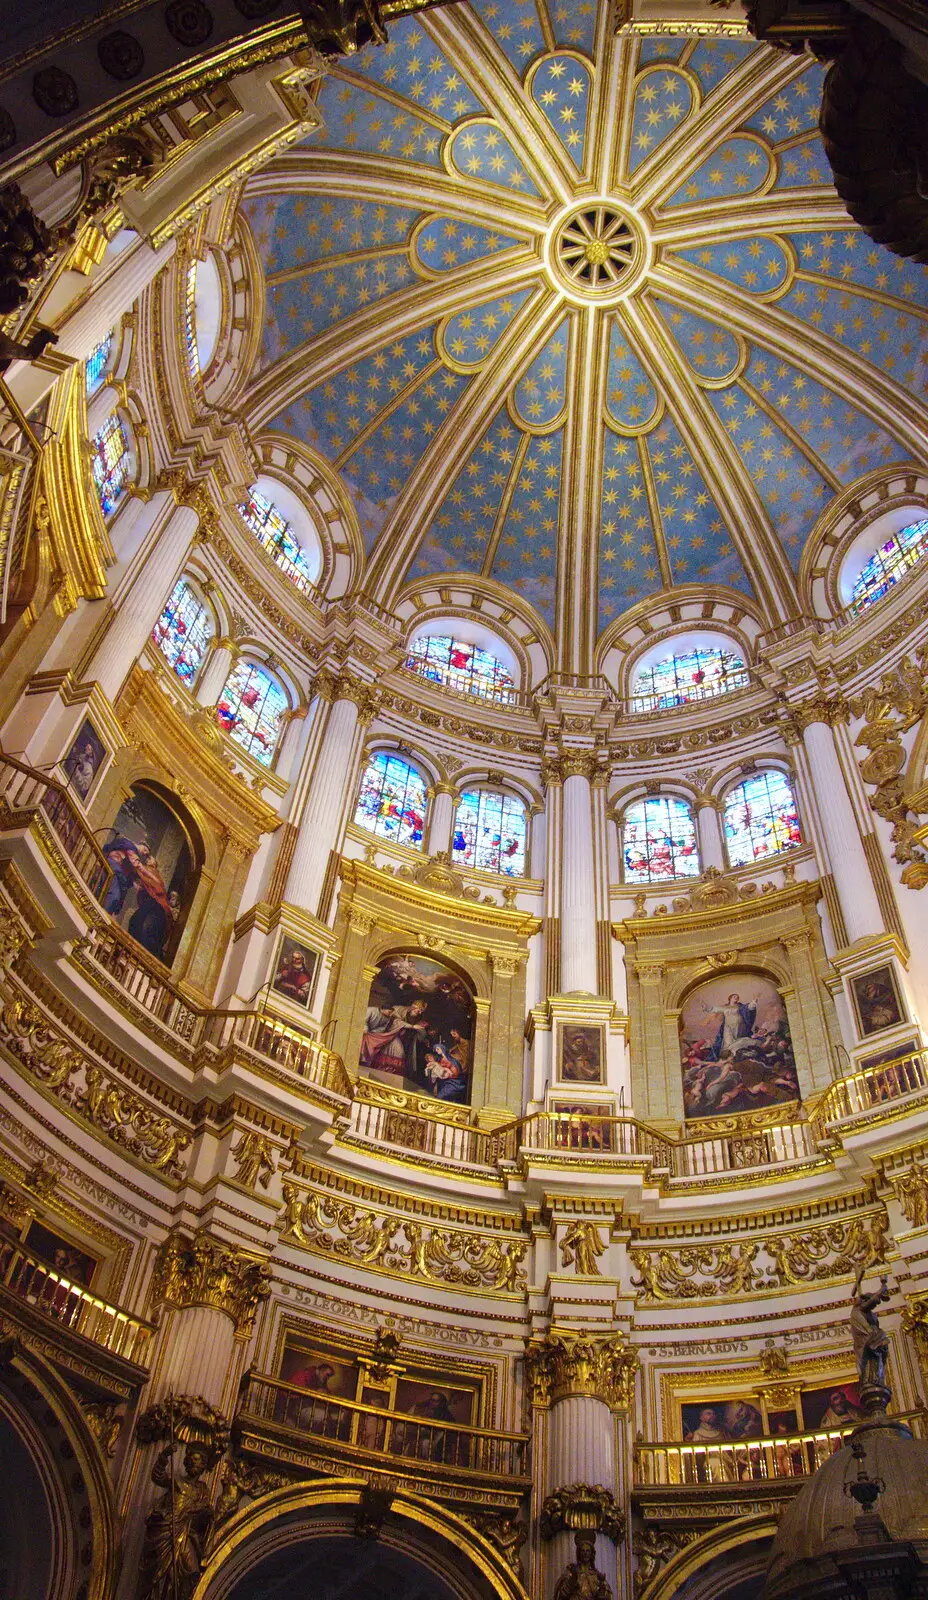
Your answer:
(524, 1330), (638, 1412)
(540, 1484), (626, 1545)
(0, 991), (190, 1178)
(150, 1229), (272, 1338)
(851, 653), (928, 889)
(631, 1214), (887, 1301)
(279, 1181), (528, 1292)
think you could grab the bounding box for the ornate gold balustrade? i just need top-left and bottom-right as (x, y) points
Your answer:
(0, 1235), (154, 1368)
(812, 1049), (928, 1131)
(0, 749), (111, 900)
(201, 1007), (352, 1101)
(345, 1077), (501, 1166)
(634, 1410), (928, 1489)
(235, 1371), (531, 1509)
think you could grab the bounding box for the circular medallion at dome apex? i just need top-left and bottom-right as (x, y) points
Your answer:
(233, 2), (928, 660)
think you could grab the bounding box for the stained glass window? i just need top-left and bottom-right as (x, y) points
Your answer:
(91, 414), (131, 517)
(354, 752), (427, 848)
(85, 334), (111, 397)
(152, 577), (214, 687)
(851, 518), (928, 613)
(239, 487), (317, 593)
(724, 771), (802, 865)
(453, 789), (527, 877)
(406, 635), (515, 704)
(185, 262), (200, 377)
(632, 646), (748, 709)
(623, 796), (699, 882)
(216, 660), (288, 767)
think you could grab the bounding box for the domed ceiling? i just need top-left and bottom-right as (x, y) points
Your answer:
(238, 0), (928, 669)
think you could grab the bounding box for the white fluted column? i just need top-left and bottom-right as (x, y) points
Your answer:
(426, 782), (458, 855)
(195, 639), (237, 708)
(282, 675), (374, 919)
(84, 500), (199, 700)
(696, 800), (726, 871)
(560, 756), (599, 994)
(149, 1304), (239, 1411)
(802, 716), (883, 944)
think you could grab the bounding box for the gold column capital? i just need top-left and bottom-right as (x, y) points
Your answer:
(150, 1228), (271, 1339)
(524, 1329), (637, 1412)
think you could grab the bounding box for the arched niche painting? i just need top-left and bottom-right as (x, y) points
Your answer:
(679, 971), (800, 1120)
(360, 954), (476, 1105)
(99, 783), (199, 966)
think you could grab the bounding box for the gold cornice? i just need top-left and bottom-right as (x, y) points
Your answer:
(338, 858), (542, 937)
(617, 875), (820, 939)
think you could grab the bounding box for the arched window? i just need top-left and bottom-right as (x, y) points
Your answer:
(216, 659), (288, 767)
(632, 645), (748, 710)
(724, 770), (802, 865)
(851, 517), (928, 613)
(355, 751), (427, 848)
(239, 487), (317, 594)
(622, 796), (699, 882)
(184, 262), (200, 377)
(152, 577), (214, 687)
(406, 634), (515, 705)
(91, 414), (132, 516)
(85, 334), (112, 397)
(453, 788), (527, 876)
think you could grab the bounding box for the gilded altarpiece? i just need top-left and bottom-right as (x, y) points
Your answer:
(328, 858), (540, 1122)
(618, 876), (840, 1126)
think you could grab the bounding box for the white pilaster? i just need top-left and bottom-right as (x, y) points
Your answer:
(426, 784), (457, 855)
(802, 718), (883, 944)
(561, 764), (598, 994)
(84, 503), (199, 701)
(696, 802), (726, 871)
(283, 684), (368, 918)
(195, 641), (236, 709)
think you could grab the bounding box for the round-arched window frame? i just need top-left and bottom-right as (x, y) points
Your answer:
(630, 641), (749, 710)
(622, 795), (699, 882)
(848, 516), (928, 614)
(723, 770), (802, 866)
(151, 575), (215, 688)
(453, 788), (527, 877)
(185, 253), (222, 378)
(238, 483), (322, 593)
(406, 633), (516, 704)
(216, 658), (289, 768)
(85, 333), (113, 397)
(90, 412), (133, 518)
(355, 751), (427, 849)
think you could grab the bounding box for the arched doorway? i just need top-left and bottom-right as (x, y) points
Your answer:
(194, 1481), (528, 1600)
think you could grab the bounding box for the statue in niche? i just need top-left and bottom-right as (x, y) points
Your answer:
(553, 1532), (613, 1600)
(851, 1269), (891, 1398)
(139, 1438), (216, 1600)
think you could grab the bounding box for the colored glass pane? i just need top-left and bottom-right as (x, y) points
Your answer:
(151, 577), (214, 687)
(632, 646), (748, 708)
(216, 660), (287, 767)
(239, 487), (316, 592)
(91, 414), (131, 516)
(851, 518), (928, 613)
(623, 796), (699, 882)
(85, 335), (111, 396)
(453, 789), (527, 877)
(406, 634), (515, 704)
(354, 752), (426, 848)
(724, 770), (802, 865)
(185, 262), (199, 377)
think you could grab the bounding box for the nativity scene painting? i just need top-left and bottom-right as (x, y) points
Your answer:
(99, 783), (196, 966)
(679, 971), (801, 1120)
(360, 954), (475, 1105)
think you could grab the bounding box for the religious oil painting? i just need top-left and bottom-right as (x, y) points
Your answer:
(271, 935), (318, 1009)
(25, 1221), (98, 1287)
(558, 1023), (605, 1084)
(850, 965), (906, 1038)
(391, 1375), (479, 1465)
(681, 1399), (764, 1443)
(278, 1338), (356, 1398)
(549, 1101), (614, 1153)
(100, 784), (196, 967)
(767, 1408), (800, 1437)
(62, 718), (106, 802)
(359, 953), (475, 1105)
(801, 1382), (863, 1431)
(679, 971), (800, 1121)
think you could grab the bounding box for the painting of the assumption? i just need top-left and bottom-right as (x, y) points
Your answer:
(100, 785), (195, 966)
(360, 954), (475, 1105)
(679, 972), (801, 1120)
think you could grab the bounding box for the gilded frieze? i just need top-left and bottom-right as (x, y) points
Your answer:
(630, 1213), (888, 1302)
(279, 1181), (528, 1295)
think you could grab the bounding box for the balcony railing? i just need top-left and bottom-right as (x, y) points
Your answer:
(201, 1007), (352, 1100)
(238, 1372), (530, 1481)
(635, 1410), (928, 1487)
(812, 1049), (928, 1134)
(0, 1236), (154, 1367)
(0, 749), (111, 900)
(82, 922), (202, 1041)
